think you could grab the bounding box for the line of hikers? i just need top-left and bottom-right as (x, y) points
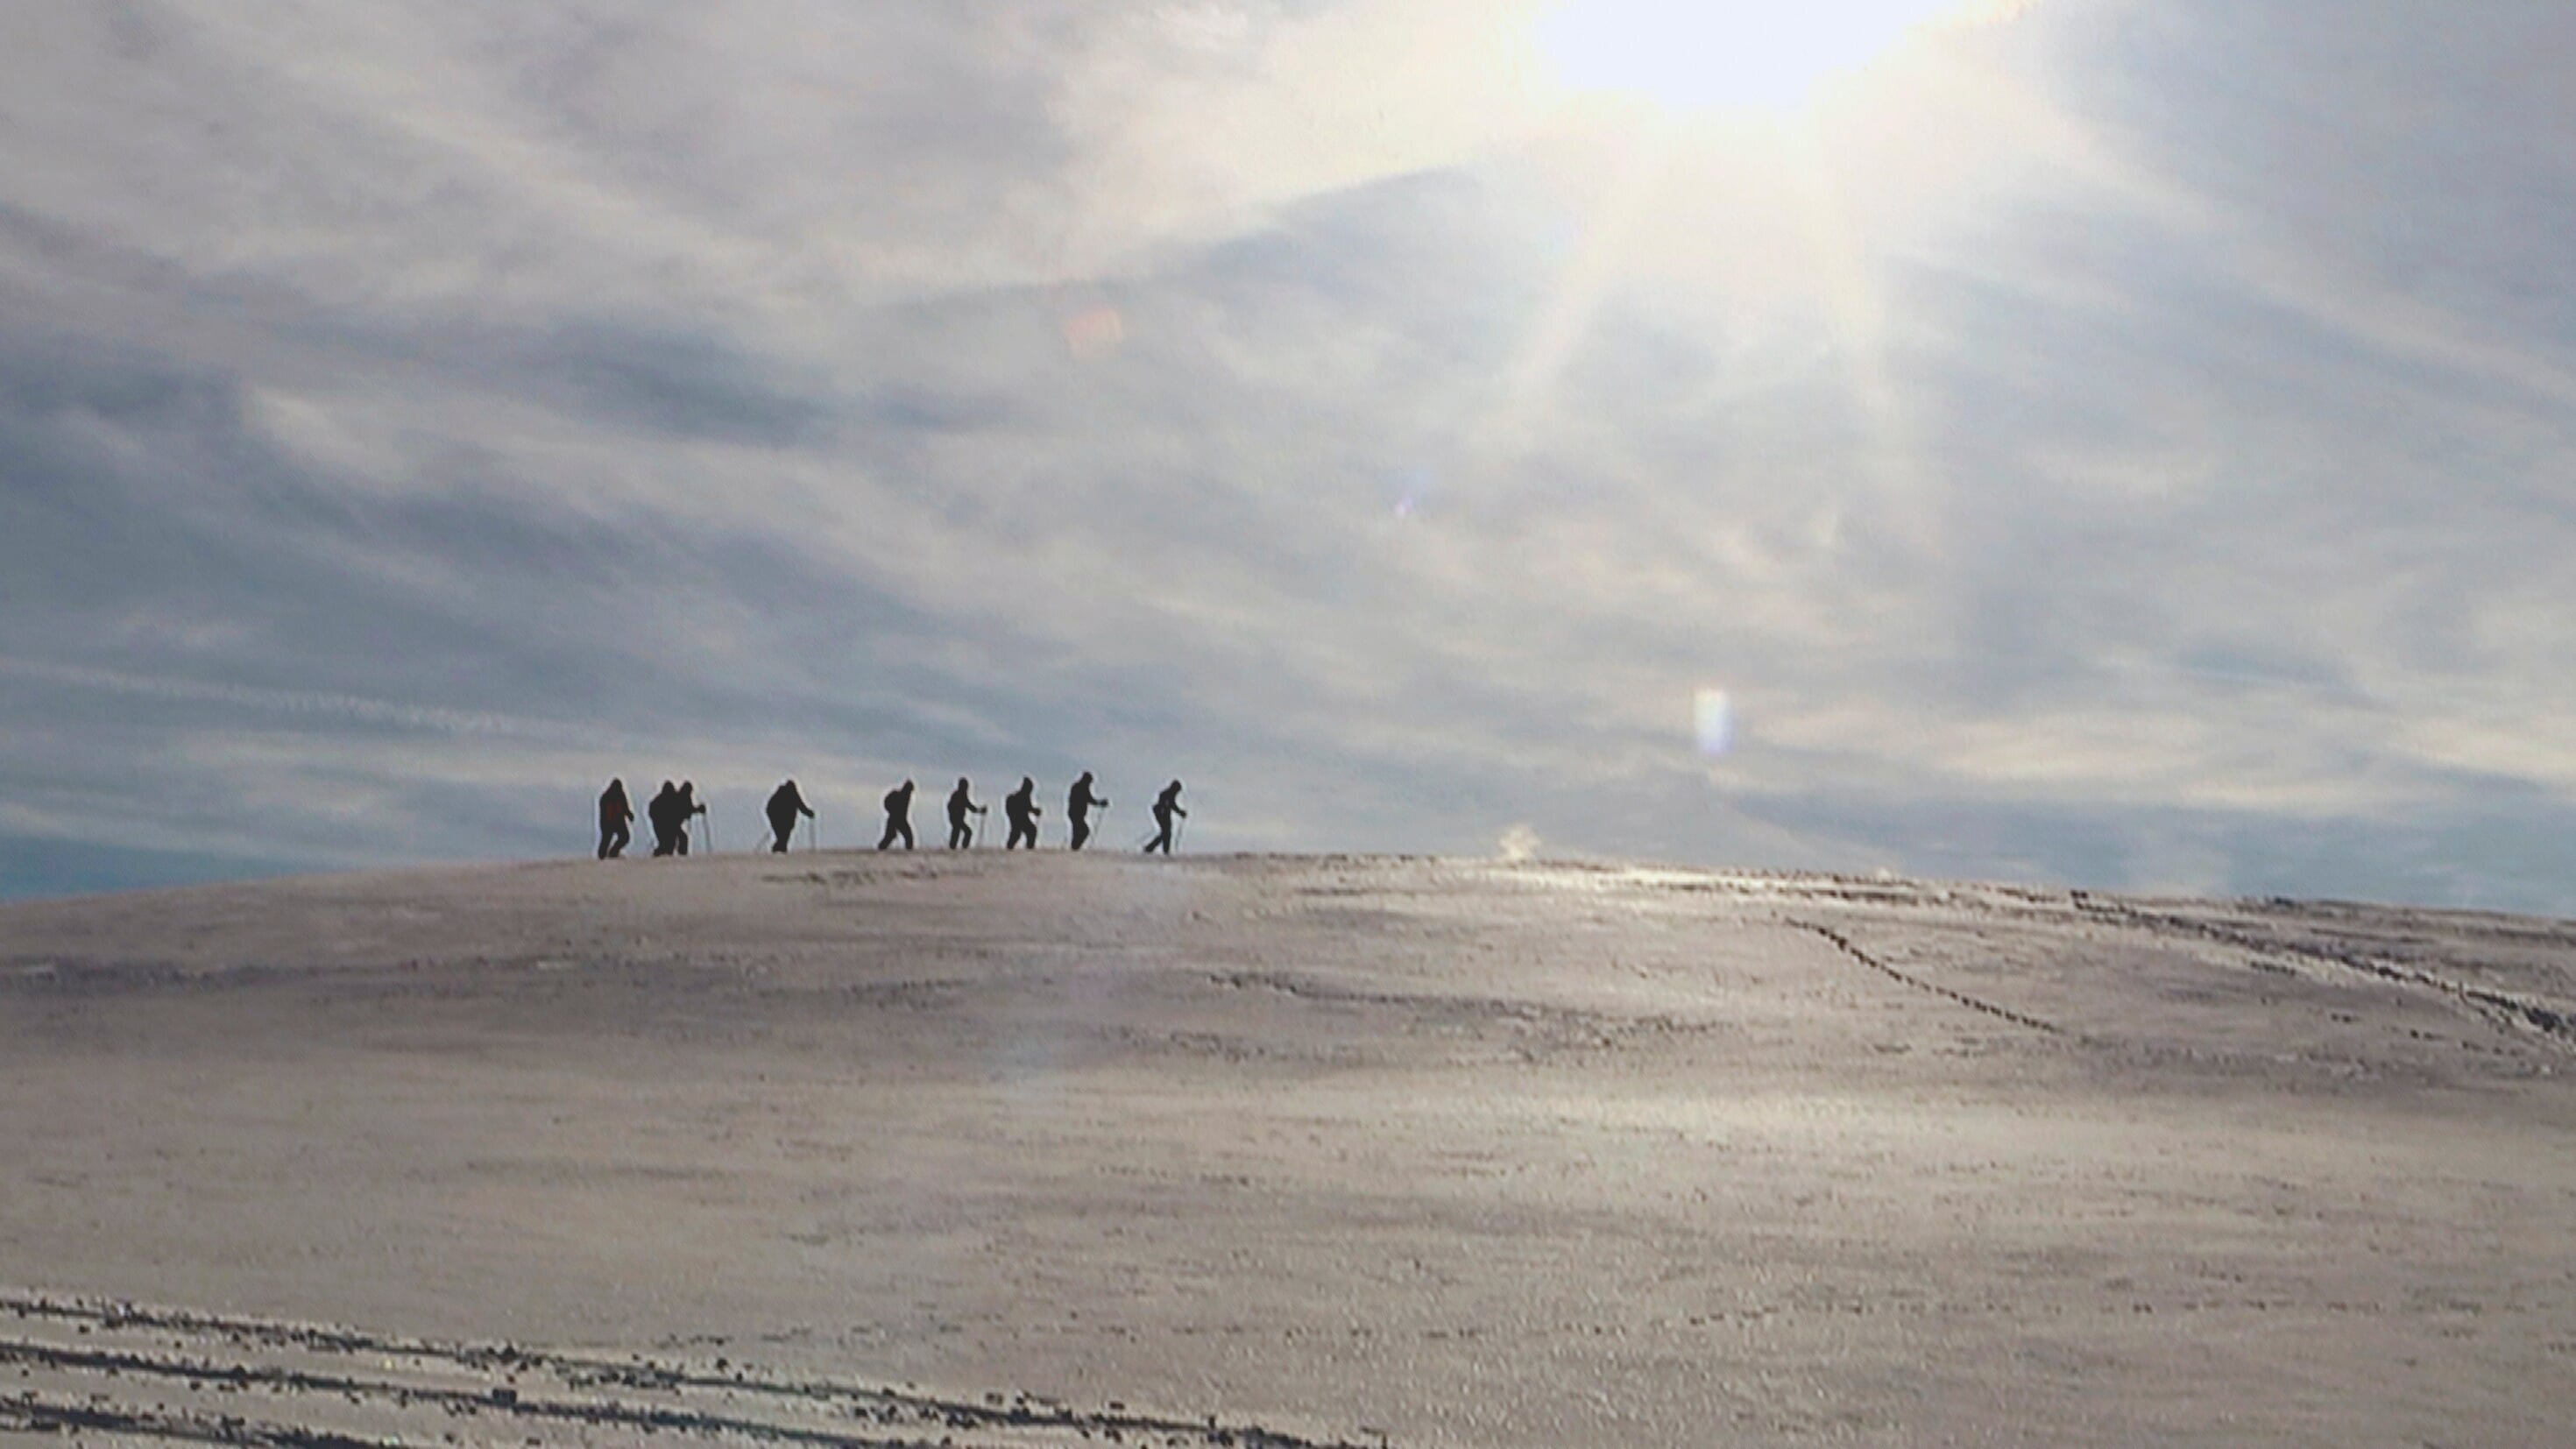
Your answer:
(594, 774), (1187, 860)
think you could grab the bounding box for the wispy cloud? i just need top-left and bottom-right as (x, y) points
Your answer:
(4, 0), (2574, 911)
(0, 655), (579, 740)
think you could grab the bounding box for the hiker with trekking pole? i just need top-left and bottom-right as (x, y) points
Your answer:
(1144, 780), (1186, 855)
(597, 778), (635, 859)
(677, 781), (711, 853)
(766, 779), (816, 854)
(1066, 772), (1109, 851)
(1004, 776), (1043, 850)
(880, 780), (916, 850)
(946, 777), (987, 850)
(647, 781), (680, 856)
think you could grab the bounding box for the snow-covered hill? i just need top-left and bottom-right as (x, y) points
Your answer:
(3, 853), (2570, 1446)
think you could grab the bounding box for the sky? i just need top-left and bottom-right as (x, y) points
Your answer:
(5, 0), (2576, 912)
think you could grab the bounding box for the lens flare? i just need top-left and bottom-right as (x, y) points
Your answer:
(1694, 688), (1735, 757)
(1062, 304), (1127, 361)
(1388, 465), (1436, 520)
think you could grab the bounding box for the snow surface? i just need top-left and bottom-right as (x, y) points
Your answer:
(1, 852), (2571, 1446)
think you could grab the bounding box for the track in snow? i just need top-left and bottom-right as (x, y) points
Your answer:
(0, 1291), (1376, 1449)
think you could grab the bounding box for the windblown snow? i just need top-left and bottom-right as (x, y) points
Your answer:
(2, 853), (2571, 1446)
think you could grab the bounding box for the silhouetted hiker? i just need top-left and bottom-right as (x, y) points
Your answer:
(598, 778), (635, 859)
(1005, 776), (1042, 850)
(946, 777), (987, 850)
(675, 781), (708, 855)
(1066, 772), (1108, 851)
(1144, 779), (1187, 855)
(766, 779), (815, 853)
(879, 780), (916, 851)
(647, 781), (683, 857)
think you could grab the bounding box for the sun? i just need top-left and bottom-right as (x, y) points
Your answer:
(1535, 0), (2011, 113)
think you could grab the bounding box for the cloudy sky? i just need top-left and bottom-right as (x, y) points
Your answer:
(6, 0), (2575, 911)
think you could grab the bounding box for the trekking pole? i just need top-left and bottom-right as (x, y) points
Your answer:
(1176, 815), (1187, 853)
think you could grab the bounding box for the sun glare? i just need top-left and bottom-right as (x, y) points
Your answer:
(1536, 0), (2003, 113)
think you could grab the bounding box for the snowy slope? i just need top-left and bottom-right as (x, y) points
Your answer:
(2, 853), (2571, 1446)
